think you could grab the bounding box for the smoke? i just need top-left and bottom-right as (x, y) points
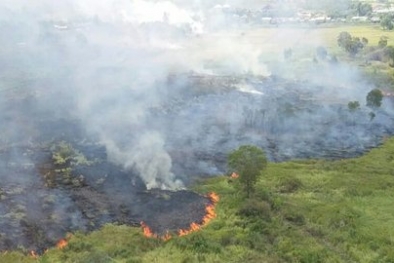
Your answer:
(0, 0), (393, 192)
(6, 0), (394, 253)
(104, 131), (182, 189)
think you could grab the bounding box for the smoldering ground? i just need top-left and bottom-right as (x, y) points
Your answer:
(0, 0), (394, 253)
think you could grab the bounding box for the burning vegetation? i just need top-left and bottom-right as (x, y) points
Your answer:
(0, 70), (393, 256)
(140, 192), (219, 240)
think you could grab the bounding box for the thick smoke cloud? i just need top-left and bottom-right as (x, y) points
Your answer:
(6, 0), (394, 253)
(0, 0), (393, 191)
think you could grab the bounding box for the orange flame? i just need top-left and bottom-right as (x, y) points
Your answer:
(208, 192), (220, 203)
(231, 172), (239, 179)
(56, 239), (68, 249)
(141, 192), (219, 239)
(161, 231), (172, 241)
(140, 221), (158, 239)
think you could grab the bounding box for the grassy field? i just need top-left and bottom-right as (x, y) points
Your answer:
(2, 137), (394, 263)
(181, 24), (394, 87)
(190, 24), (394, 55)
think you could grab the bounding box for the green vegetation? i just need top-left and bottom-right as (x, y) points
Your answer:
(381, 14), (394, 31)
(228, 145), (268, 198)
(366, 89), (384, 108)
(3, 137), (394, 262)
(347, 101), (360, 112)
(337, 31), (366, 56)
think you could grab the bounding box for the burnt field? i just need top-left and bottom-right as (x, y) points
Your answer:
(0, 73), (393, 253)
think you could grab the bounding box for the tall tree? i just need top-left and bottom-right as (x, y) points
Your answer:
(348, 101), (360, 126)
(366, 89), (383, 109)
(384, 46), (394, 67)
(381, 15), (394, 30)
(228, 145), (267, 198)
(337, 32), (365, 57)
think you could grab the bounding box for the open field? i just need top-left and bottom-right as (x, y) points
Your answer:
(190, 24), (394, 57)
(173, 24), (394, 83)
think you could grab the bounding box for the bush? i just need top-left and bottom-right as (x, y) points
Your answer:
(366, 89), (383, 108)
(74, 250), (112, 263)
(278, 177), (303, 193)
(175, 233), (221, 254)
(238, 199), (271, 219)
(283, 210), (306, 226)
(220, 231), (241, 246)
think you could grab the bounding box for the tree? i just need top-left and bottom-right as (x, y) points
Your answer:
(338, 31), (352, 48)
(228, 145), (267, 198)
(378, 36), (388, 48)
(337, 32), (365, 57)
(303, 0), (351, 18)
(384, 46), (394, 66)
(381, 15), (394, 30)
(348, 101), (360, 126)
(366, 89), (383, 108)
(361, 37), (368, 46)
(348, 101), (360, 112)
(354, 2), (372, 16)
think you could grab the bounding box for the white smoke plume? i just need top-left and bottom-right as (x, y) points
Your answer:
(0, 0), (385, 190)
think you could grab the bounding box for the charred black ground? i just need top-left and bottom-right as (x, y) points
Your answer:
(0, 143), (210, 253)
(0, 74), (393, 253)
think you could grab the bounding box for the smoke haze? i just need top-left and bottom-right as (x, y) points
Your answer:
(0, 0), (393, 191)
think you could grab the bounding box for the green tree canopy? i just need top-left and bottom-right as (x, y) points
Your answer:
(228, 145), (267, 198)
(353, 2), (372, 16)
(337, 32), (365, 57)
(378, 36), (388, 48)
(366, 89), (383, 109)
(381, 15), (394, 30)
(348, 101), (360, 112)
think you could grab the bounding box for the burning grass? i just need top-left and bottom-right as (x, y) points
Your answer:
(140, 192), (220, 240)
(3, 138), (394, 262)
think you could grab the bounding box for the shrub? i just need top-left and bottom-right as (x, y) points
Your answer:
(278, 177), (303, 193)
(238, 199), (271, 219)
(283, 210), (306, 226)
(175, 233), (221, 254)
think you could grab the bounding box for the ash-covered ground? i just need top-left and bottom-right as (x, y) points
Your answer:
(151, 73), (394, 180)
(0, 73), (393, 253)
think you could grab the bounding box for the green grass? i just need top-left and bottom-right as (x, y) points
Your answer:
(4, 137), (394, 262)
(195, 24), (394, 89)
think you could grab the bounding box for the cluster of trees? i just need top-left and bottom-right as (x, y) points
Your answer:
(337, 31), (368, 56)
(353, 2), (373, 16)
(337, 31), (394, 68)
(348, 89), (383, 111)
(303, 0), (373, 18)
(348, 89), (383, 121)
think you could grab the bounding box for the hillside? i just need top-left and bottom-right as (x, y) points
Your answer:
(2, 3), (394, 262)
(2, 137), (394, 263)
